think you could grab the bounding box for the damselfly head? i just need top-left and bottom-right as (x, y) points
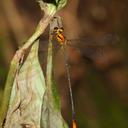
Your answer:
(53, 27), (64, 34)
(53, 26), (58, 31)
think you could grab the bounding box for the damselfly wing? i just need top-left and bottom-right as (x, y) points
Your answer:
(40, 16), (119, 60)
(52, 26), (119, 58)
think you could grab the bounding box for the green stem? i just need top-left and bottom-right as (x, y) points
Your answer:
(22, 14), (53, 50)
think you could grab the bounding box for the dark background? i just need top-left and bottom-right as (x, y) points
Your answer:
(0, 0), (128, 127)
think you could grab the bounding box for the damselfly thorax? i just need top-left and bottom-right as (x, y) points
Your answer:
(53, 27), (65, 44)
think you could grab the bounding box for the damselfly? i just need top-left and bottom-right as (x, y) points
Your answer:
(44, 16), (119, 128)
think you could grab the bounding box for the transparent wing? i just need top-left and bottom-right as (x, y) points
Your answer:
(66, 34), (119, 47)
(66, 34), (119, 59)
(39, 34), (119, 63)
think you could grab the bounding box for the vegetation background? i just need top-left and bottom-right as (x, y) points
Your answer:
(0, 0), (128, 127)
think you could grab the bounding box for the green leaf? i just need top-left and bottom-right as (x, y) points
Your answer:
(3, 39), (46, 128)
(38, 0), (67, 14)
(0, 49), (23, 127)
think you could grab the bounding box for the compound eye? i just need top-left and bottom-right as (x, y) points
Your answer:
(54, 27), (58, 31)
(60, 27), (64, 31)
(59, 29), (63, 32)
(59, 28), (64, 33)
(53, 27), (58, 34)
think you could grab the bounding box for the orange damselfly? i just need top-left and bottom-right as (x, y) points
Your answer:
(55, 28), (78, 128)
(50, 16), (78, 128)
(48, 16), (119, 128)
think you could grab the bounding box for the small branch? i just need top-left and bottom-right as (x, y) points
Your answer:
(21, 15), (53, 50)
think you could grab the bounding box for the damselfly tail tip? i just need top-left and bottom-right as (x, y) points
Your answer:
(71, 119), (77, 128)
